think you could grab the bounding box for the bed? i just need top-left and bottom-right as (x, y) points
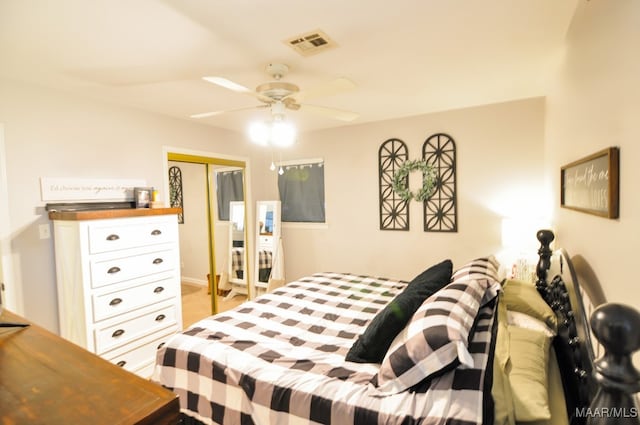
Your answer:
(153, 230), (640, 425)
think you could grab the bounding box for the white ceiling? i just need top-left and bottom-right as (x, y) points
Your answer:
(0, 0), (578, 135)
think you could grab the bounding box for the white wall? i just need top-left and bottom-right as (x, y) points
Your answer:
(0, 79), (255, 331)
(545, 0), (640, 307)
(168, 161), (209, 285)
(269, 98), (547, 282)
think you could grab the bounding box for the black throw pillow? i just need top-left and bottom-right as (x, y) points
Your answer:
(345, 259), (453, 363)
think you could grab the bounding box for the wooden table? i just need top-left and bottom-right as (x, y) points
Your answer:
(0, 310), (180, 424)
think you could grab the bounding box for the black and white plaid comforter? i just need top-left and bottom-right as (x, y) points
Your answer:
(153, 272), (497, 425)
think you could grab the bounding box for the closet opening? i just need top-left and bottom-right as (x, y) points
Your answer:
(163, 149), (251, 321)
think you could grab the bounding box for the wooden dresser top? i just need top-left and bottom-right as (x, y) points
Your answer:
(0, 310), (180, 425)
(48, 207), (182, 221)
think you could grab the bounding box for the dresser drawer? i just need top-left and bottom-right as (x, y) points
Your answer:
(258, 235), (273, 250)
(105, 329), (177, 375)
(88, 218), (178, 254)
(90, 249), (175, 288)
(92, 277), (177, 322)
(94, 304), (178, 354)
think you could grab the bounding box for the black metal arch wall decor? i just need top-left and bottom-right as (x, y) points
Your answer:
(168, 166), (184, 224)
(422, 133), (457, 232)
(379, 138), (410, 230)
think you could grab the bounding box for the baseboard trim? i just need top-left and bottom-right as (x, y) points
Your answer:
(181, 277), (207, 286)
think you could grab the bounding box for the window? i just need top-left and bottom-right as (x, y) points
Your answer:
(216, 169), (244, 221)
(278, 160), (325, 223)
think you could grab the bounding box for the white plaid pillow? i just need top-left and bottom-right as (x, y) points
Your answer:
(373, 257), (501, 395)
(451, 256), (500, 289)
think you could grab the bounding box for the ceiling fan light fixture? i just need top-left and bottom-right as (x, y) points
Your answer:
(247, 119), (296, 148)
(271, 121), (296, 147)
(195, 62), (359, 125)
(248, 121), (270, 146)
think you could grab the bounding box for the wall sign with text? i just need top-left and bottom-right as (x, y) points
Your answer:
(40, 177), (146, 202)
(561, 147), (619, 219)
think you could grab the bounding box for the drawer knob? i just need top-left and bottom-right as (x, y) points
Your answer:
(109, 297), (123, 306)
(116, 360), (126, 367)
(112, 329), (125, 338)
(153, 286), (165, 294)
(107, 266), (121, 274)
(106, 234), (120, 241)
(151, 229), (162, 236)
(157, 342), (166, 350)
(155, 314), (166, 321)
(152, 258), (163, 265)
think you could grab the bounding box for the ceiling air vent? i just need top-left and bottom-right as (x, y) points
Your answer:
(284, 29), (337, 57)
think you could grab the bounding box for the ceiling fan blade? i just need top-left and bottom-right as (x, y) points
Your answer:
(190, 104), (266, 119)
(202, 76), (252, 93)
(202, 76), (273, 103)
(190, 110), (226, 119)
(299, 104), (360, 122)
(287, 77), (356, 103)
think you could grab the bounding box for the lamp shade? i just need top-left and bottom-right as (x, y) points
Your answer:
(501, 217), (551, 253)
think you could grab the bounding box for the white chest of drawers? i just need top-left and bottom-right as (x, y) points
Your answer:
(49, 208), (183, 378)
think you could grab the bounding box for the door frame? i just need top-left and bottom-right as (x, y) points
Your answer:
(0, 124), (22, 313)
(162, 147), (252, 315)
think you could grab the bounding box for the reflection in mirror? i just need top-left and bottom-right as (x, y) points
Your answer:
(223, 201), (248, 300)
(213, 166), (248, 310)
(254, 201), (283, 298)
(257, 203), (273, 282)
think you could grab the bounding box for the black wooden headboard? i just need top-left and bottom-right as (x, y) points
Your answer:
(534, 229), (640, 425)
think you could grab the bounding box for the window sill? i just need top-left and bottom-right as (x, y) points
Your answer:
(282, 222), (328, 230)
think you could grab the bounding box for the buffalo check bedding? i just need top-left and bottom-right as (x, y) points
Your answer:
(153, 270), (499, 425)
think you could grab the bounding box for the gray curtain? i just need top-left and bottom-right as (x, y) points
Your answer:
(278, 163), (325, 222)
(217, 170), (244, 220)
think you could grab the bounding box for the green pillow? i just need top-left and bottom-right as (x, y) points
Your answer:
(502, 279), (557, 331)
(345, 259), (452, 363)
(526, 349), (570, 425)
(492, 293), (515, 425)
(508, 325), (552, 421)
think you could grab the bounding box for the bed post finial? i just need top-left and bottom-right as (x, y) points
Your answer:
(535, 229), (554, 295)
(587, 303), (640, 425)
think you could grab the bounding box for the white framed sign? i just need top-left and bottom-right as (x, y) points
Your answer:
(40, 178), (147, 202)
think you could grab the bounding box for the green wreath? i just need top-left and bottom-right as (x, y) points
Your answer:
(392, 159), (436, 202)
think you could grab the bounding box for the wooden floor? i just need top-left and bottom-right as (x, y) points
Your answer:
(181, 283), (247, 328)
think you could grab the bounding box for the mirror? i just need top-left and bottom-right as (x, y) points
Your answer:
(254, 201), (282, 297)
(224, 201), (248, 299)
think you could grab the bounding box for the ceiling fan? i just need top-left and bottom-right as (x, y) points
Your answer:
(190, 63), (359, 122)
